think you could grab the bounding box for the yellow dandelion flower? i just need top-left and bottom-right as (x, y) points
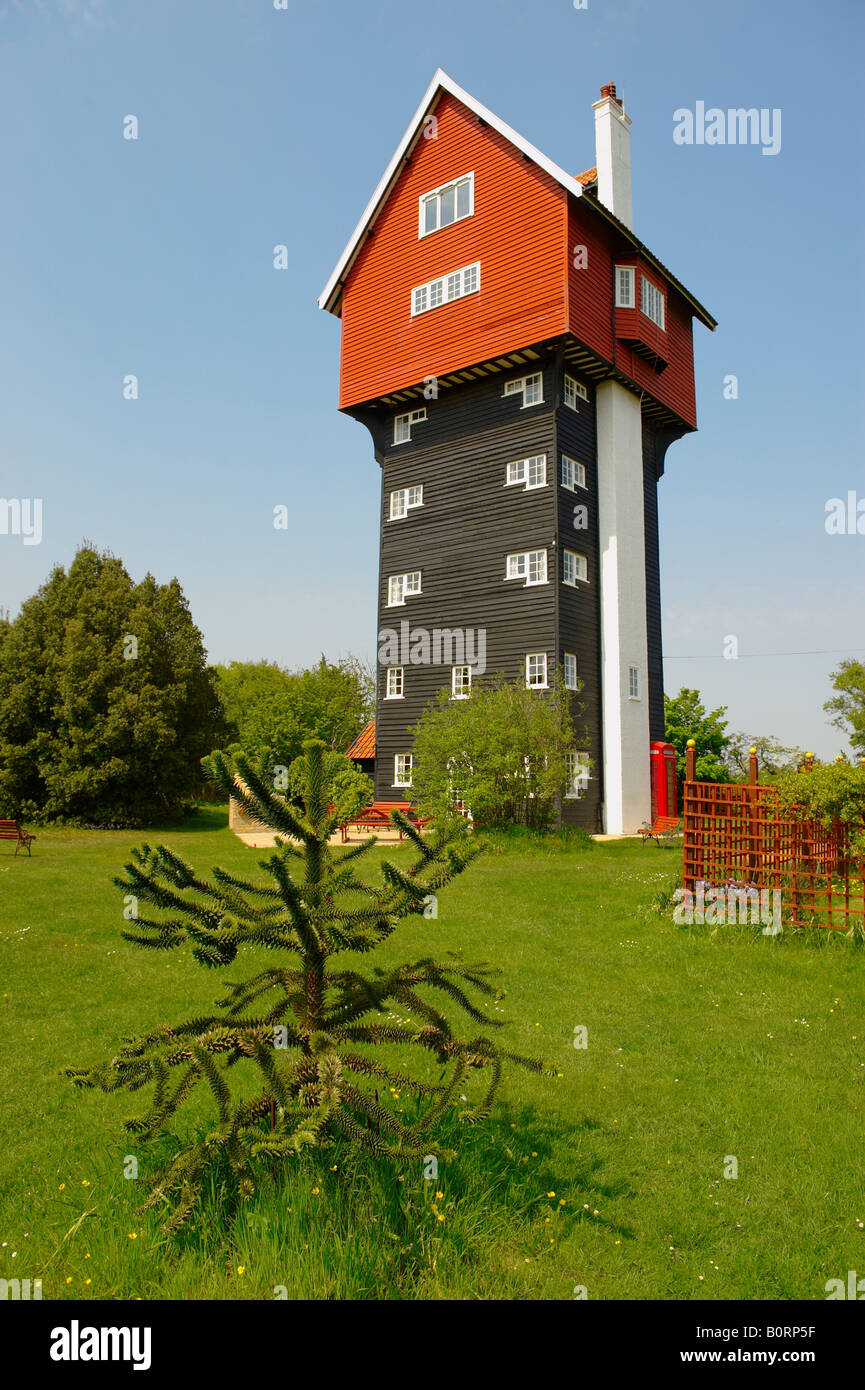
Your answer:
(66, 1276), (73, 1284)
(547, 1191), (555, 1198)
(531, 1151), (537, 1157)
(237, 1266), (245, 1276)
(559, 1199), (565, 1206)
(85, 1278), (92, 1285)
(436, 1191), (443, 1199)
(128, 1232), (137, 1240)
(437, 1214), (445, 1222)
(81, 1179), (90, 1187)
(58, 1183), (65, 1191)
(311, 1187), (320, 1196)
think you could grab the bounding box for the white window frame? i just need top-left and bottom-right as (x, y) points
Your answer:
(615, 265), (636, 309)
(506, 549), (547, 586)
(418, 173), (474, 238)
(505, 453), (547, 491)
(389, 484), (424, 520)
(387, 570), (422, 607)
(503, 372), (543, 408)
(560, 455), (587, 492)
(564, 375), (589, 410)
(452, 665), (472, 699)
(565, 751), (590, 799)
(564, 652), (578, 690)
(393, 753), (413, 788)
(385, 667), (404, 699)
(411, 261), (481, 317)
(628, 664), (641, 700)
(393, 408), (427, 445)
(563, 549), (588, 586)
(640, 274), (666, 329)
(525, 652), (548, 689)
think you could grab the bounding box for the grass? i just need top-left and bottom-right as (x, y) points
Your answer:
(1, 807), (863, 1300)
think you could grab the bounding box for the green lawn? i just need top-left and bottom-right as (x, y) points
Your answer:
(1, 809), (862, 1301)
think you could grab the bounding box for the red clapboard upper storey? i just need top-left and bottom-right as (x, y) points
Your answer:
(319, 71), (715, 429)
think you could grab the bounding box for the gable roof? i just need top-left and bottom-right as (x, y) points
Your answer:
(317, 70), (715, 331)
(345, 719), (375, 761)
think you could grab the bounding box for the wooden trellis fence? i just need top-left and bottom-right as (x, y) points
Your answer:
(682, 745), (865, 932)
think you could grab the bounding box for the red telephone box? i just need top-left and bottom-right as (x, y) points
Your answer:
(650, 741), (678, 820)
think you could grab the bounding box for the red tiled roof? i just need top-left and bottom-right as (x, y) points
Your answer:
(346, 719), (375, 761)
(576, 166), (597, 186)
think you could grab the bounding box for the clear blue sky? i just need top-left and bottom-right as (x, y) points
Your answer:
(1, 0), (862, 756)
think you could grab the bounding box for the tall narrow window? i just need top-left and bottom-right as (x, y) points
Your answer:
(526, 652), (548, 688)
(452, 665), (471, 698)
(394, 754), (413, 788)
(615, 265), (635, 308)
(565, 752), (590, 798)
(628, 665), (640, 700)
(564, 653), (578, 690)
(641, 275), (666, 329)
(385, 667), (404, 698)
(563, 549), (588, 586)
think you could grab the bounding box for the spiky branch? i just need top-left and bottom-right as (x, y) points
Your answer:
(67, 741), (542, 1230)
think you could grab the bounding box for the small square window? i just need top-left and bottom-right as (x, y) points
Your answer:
(386, 667), (404, 698)
(393, 408), (426, 445)
(561, 455), (587, 492)
(563, 550), (588, 586)
(563, 375), (589, 411)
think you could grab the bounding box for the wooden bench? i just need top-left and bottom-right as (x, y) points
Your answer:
(637, 815), (682, 847)
(0, 819), (36, 856)
(340, 802), (430, 843)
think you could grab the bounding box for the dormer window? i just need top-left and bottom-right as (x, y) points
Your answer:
(419, 173), (474, 237)
(641, 275), (665, 329)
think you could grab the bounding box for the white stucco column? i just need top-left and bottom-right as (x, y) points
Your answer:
(596, 380), (651, 834)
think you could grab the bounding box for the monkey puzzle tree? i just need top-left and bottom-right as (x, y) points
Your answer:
(67, 742), (541, 1231)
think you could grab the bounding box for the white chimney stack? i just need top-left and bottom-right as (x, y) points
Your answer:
(592, 82), (633, 230)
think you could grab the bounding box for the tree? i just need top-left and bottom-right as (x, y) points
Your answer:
(726, 732), (804, 781)
(66, 742), (542, 1231)
(282, 745), (372, 820)
(663, 688), (731, 789)
(824, 659), (865, 758)
(0, 546), (226, 825)
(214, 655), (373, 768)
(410, 671), (588, 829)
(775, 758), (865, 859)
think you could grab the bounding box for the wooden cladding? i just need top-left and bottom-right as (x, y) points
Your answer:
(336, 91), (701, 429)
